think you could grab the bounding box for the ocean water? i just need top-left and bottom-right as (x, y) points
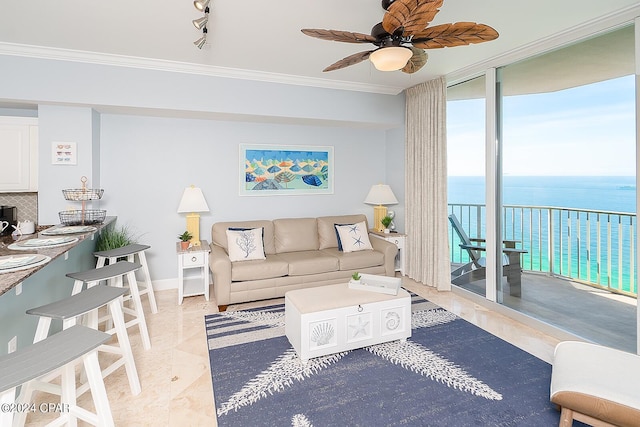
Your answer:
(448, 176), (636, 213)
(448, 176), (637, 293)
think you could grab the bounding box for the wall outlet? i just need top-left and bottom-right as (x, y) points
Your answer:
(15, 282), (22, 296)
(8, 336), (17, 354)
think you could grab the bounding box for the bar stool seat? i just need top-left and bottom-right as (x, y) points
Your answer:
(94, 244), (158, 314)
(1, 325), (114, 427)
(25, 284), (141, 397)
(67, 261), (151, 350)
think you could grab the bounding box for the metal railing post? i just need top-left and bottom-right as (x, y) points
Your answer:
(548, 209), (554, 276)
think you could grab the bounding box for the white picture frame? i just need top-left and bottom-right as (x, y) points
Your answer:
(52, 142), (77, 165)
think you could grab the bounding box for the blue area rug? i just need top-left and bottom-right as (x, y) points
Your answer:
(206, 293), (571, 426)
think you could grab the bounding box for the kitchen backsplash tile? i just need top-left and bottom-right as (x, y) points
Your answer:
(0, 192), (38, 224)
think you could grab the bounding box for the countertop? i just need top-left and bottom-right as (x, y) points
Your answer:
(0, 216), (115, 297)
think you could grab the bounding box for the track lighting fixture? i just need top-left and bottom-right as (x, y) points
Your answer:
(193, 0), (210, 11)
(194, 27), (207, 49)
(192, 15), (208, 30)
(193, 0), (210, 49)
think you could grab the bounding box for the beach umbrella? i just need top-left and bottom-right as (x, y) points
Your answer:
(302, 175), (322, 187)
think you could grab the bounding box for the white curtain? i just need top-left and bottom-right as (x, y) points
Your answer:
(405, 76), (451, 291)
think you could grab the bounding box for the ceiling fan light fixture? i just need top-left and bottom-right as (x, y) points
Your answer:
(192, 15), (208, 30)
(369, 46), (412, 71)
(193, 0), (210, 11)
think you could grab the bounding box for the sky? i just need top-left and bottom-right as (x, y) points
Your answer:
(446, 75), (636, 176)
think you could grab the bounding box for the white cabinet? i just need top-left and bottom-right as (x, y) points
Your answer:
(0, 118), (38, 192)
(177, 240), (211, 305)
(369, 231), (406, 275)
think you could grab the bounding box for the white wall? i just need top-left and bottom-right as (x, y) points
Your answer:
(99, 115), (392, 280)
(37, 105), (101, 224)
(0, 53), (406, 286)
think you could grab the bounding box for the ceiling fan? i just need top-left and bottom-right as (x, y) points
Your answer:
(301, 0), (499, 74)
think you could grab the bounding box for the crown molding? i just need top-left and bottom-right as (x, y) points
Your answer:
(447, 4), (640, 86)
(0, 42), (404, 96)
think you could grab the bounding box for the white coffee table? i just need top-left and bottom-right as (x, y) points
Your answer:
(285, 282), (411, 363)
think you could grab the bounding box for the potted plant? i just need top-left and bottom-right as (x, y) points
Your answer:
(381, 215), (393, 233)
(350, 272), (361, 285)
(178, 231), (192, 250)
(96, 224), (135, 252)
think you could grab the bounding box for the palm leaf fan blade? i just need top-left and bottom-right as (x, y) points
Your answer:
(382, 0), (444, 34)
(401, 48), (428, 74)
(411, 22), (499, 49)
(301, 29), (376, 44)
(323, 50), (373, 72)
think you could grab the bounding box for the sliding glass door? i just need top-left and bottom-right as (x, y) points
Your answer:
(447, 75), (487, 298)
(447, 20), (639, 353)
(497, 24), (637, 352)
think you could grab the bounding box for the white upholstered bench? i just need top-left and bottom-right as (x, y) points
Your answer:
(550, 341), (640, 427)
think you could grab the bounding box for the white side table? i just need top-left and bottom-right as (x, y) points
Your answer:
(176, 239), (211, 305)
(369, 231), (406, 276)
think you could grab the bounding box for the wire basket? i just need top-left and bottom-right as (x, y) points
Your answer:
(59, 209), (107, 226)
(62, 189), (104, 201)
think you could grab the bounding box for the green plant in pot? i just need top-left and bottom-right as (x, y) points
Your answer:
(178, 231), (192, 250)
(96, 225), (135, 252)
(351, 271), (361, 284)
(381, 215), (393, 233)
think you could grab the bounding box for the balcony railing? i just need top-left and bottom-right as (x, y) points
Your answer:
(448, 203), (637, 298)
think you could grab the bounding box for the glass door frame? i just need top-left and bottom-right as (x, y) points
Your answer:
(466, 14), (640, 353)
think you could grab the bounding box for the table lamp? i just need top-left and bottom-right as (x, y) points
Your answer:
(364, 184), (398, 232)
(177, 185), (209, 246)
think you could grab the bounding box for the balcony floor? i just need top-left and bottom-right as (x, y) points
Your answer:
(452, 270), (638, 353)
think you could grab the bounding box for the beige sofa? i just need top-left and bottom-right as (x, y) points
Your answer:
(209, 214), (398, 309)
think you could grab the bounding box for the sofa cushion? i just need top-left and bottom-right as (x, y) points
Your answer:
(212, 220), (276, 254)
(335, 222), (373, 252)
(317, 214), (369, 249)
(226, 228), (266, 262)
(276, 251), (339, 276)
(274, 218), (319, 253)
(231, 255), (289, 281)
(321, 248), (384, 271)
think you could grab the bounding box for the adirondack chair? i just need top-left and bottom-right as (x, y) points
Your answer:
(448, 214), (527, 296)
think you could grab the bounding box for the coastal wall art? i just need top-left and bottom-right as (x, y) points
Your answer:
(51, 142), (77, 165)
(240, 144), (334, 196)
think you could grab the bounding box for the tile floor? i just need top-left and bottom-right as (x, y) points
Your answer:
(25, 276), (565, 426)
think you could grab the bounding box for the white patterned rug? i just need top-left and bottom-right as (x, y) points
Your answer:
(206, 293), (572, 426)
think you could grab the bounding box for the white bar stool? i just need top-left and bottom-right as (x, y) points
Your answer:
(25, 284), (141, 397)
(94, 244), (158, 314)
(66, 261), (151, 350)
(1, 325), (114, 427)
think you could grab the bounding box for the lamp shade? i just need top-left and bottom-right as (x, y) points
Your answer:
(177, 186), (210, 213)
(369, 47), (413, 71)
(364, 184), (398, 206)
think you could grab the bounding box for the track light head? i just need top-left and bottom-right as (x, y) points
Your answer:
(194, 36), (206, 49)
(193, 0), (210, 11)
(192, 15), (208, 30)
(194, 27), (208, 49)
